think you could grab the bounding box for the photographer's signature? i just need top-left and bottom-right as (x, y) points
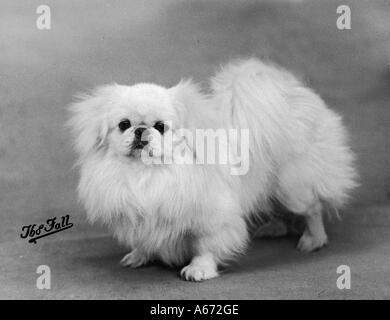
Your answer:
(20, 215), (73, 244)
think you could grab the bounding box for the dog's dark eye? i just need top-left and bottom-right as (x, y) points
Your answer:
(153, 121), (168, 134)
(118, 119), (131, 132)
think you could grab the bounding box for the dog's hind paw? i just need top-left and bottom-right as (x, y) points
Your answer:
(120, 249), (148, 268)
(297, 231), (328, 252)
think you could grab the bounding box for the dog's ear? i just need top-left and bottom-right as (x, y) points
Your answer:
(169, 79), (205, 129)
(67, 85), (115, 160)
(169, 80), (207, 162)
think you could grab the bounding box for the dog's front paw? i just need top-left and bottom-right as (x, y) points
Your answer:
(180, 263), (219, 282)
(120, 249), (148, 268)
(297, 230), (328, 252)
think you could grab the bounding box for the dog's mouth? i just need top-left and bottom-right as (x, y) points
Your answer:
(128, 144), (154, 159)
(134, 142), (147, 150)
(129, 139), (148, 152)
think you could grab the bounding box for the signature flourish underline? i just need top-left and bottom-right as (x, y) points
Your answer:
(28, 224), (74, 244)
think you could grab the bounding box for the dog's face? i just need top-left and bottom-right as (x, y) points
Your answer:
(106, 84), (178, 160)
(68, 80), (204, 165)
(68, 83), (184, 163)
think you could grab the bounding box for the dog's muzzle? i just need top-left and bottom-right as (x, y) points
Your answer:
(133, 127), (150, 149)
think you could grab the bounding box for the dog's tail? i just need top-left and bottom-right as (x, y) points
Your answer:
(210, 58), (300, 165)
(210, 58), (358, 214)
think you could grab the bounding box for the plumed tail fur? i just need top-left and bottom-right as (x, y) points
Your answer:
(210, 58), (358, 216)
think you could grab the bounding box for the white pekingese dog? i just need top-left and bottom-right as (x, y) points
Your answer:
(68, 59), (357, 281)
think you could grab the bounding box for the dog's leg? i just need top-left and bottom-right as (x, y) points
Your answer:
(296, 202), (328, 252)
(283, 198), (328, 252)
(277, 162), (329, 252)
(120, 248), (149, 268)
(180, 217), (248, 281)
(180, 252), (218, 281)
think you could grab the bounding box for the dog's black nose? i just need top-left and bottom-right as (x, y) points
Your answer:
(134, 127), (146, 139)
(134, 127), (149, 148)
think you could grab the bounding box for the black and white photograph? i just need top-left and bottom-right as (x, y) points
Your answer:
(0, 0), (389, 303)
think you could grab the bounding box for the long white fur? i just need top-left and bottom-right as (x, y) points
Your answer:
(68, 59), (357, 281)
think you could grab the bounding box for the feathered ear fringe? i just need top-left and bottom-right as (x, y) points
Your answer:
(169, 79), (208, 128)
(167, 80), (203, 160)
(66, 85), (118, 163)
